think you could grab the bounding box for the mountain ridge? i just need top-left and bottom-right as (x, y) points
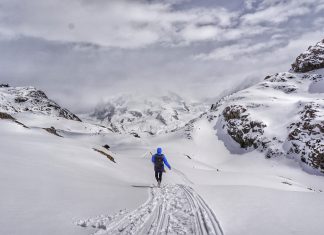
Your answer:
(0, 85), (81, 121)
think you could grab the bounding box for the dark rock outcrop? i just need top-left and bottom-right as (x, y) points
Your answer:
(292, 39), (324, 73)
(286, 103), (324, 173)
(222, 105), (267, 149)
(43, 126), (63, 137)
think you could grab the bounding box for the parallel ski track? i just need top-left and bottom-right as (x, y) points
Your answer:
(77, 184), (223, 235)
(179, 185), (224, 235)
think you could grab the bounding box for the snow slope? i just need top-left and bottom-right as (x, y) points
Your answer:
(78, 184), (223, 235)
(211, 39), (324, 174)
(0, 85), (81, 121)
(2, 113), (324, 235)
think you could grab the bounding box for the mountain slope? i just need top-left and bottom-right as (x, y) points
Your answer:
(0, 84), (81, 121)
(211, 39), (324, 174)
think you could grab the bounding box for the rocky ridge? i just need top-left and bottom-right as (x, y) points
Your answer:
(0, 85), (81, 121)
(292, 39), (324, 73)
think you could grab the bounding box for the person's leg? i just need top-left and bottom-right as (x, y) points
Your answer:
(155, 171), (159, 182)
(158, 171), (163, 182)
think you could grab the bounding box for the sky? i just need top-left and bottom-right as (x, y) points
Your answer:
(0, 0), (323, 112)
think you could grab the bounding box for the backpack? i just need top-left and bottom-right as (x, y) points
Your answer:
(154, 154), (164, 171)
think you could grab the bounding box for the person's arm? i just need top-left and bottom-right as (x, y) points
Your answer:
(151, 154), (155, 164)
(163, 156), (171, 170)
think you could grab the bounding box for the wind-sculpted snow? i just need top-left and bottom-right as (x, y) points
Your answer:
(77, 184), (223, 235)
(0, 86), (81, 121)
(86, 93), (208, 137)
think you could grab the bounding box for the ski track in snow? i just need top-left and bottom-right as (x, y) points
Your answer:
(77, 184), (223, 235)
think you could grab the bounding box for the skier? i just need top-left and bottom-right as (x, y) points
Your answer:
(151, 147), (171, 187)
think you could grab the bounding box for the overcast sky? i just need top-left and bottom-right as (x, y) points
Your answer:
(0, 0), (323, 112)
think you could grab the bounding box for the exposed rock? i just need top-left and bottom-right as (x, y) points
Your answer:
(0, 86), (81, 122)
(156, 113), (167, 125)
(221, 105), (268, 149)
(103, 144), (110, 150)
(0, 111), (29, 128)
(129, 111), (142, 118)
(292, 39), (324, 73)
(184, 154), (192, 159)
(43, 126), (63, 137)
(286, 103), (324, 173)
(0, 111), (15, 120)
(28, 90), (48, 99)
(93, 148), (116, 163)
(15, 97), (28, 103)
(130, 132), (140, 138)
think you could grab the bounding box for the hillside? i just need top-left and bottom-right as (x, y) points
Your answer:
(211, 39), (324, 174)
(0, 85), (81, 121)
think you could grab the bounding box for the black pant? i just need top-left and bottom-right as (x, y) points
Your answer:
(155, 171), (163, 182)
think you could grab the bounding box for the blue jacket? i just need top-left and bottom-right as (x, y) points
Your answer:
(151, 154), (171, 170)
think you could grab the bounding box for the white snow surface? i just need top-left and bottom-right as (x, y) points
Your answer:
(1, 112), (324, 235)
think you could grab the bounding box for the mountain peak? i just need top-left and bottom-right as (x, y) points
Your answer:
(291, 39), (324, 73)
(0, 86), (81, 121)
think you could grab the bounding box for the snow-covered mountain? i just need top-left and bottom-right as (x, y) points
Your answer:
(0, 84), (81, 121)
(84, 92), (209, 137)
(210, 39), (324, 174)
(292, 39), (324, 73)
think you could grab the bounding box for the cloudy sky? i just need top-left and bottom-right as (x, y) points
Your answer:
(0, 0), (323, 112)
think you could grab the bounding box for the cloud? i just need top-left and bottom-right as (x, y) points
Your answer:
(244, 0), (258, 10)
(195, 39), (285, 60)
(0, 0), (323, 113)
(242, 1), (312, 25)
(0, 0), (239, 48)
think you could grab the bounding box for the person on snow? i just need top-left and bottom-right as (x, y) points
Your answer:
(151, 147), (171, 187)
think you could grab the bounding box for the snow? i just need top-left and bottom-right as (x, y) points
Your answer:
(1, 112), (324, 235)
(83, 92), (209, 136)
(212, 71), (324, 172)
(1, 39), (324, 234)
(77, 184), (223, 235)
(309, 76), (324, 93)
(0, 86), (80, 121)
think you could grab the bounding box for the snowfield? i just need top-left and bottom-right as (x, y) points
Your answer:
(1, 113), (324, 235)
(78, 184), (223, 235)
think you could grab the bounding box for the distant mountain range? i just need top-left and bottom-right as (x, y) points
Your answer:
(83, 92), (209, 138)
